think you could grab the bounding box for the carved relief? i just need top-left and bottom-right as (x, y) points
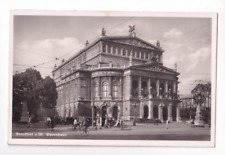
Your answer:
(113, 38), (155, 49)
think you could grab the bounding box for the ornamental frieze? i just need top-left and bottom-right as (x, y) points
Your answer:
(92, 71), (122, 77)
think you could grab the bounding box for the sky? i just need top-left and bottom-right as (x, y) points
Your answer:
(13, 15), (212, 96)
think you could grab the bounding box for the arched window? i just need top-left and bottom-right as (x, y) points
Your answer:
(95, 82), (99, 97)
(112, 81), (119, 97)
(102, 82), (108, 97)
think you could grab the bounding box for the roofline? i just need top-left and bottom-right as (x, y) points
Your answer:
(103, 36), (164, 52)
(53, 35), (164, 72)
(53, 37), (101, 72)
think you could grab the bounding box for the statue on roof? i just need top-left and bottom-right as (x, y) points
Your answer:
(101, 28), (106, 36)
(129, 25), (136, 37)
(85, 40), (89, 46)
(156, 40), (160, 47)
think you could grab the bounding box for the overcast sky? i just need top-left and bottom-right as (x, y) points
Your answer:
(13, 15), (212, 96)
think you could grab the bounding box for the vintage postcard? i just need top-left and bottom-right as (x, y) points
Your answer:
(8, 10), (217, 147)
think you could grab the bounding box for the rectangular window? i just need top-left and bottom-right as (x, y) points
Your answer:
(95, 83), (98, 97)
(113, 47), (116, 54)
(127, 50), (130, 56)
(102, 44), (106, 52)
(117, 48), (121, 55)
(122, 49), (126, 56)
(141, 52), (144, 59)
(137, 52), (139, 58)
(145, 53), (148, 59)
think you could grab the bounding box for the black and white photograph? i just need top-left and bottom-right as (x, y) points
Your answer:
(8, 11), (217, 147)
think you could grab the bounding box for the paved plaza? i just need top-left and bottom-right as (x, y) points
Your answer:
(12, 122), (210, 141)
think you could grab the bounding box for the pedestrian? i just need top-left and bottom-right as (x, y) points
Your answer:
(73, 118), (78, 130)
(27, 116), (32, 128)
(50, 117), (55, 131)
(166, 120), (169, 129)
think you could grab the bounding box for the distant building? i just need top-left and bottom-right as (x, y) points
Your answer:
(52, 27), (181, 125)
(180, 96), (194, 109)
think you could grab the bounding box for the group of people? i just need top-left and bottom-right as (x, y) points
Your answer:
(73, 118), (90, 134)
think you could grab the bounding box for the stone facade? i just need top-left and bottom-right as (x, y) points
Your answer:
(52, 34), (181, 125)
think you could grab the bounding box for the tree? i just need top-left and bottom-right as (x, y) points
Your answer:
(13, 69), (58, 122)
(13, 73), (25, 122)
(40, 76), (58, 109)
(13, 68), (42, 122)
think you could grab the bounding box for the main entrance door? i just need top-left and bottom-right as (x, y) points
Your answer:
(112, 106), (118, 120)
(163, 106), (168, 121)
(101, 106), (107, 126)
(153, 105), (158, 119)
(143, 105), (149, 119)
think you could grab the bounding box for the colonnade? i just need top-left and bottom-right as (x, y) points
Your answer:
(139, 102), (181, 122)
(129, 76), (177, 99)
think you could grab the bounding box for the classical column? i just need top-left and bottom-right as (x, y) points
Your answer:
(107, 106), (112, 118)
(147, 78), (152, 99)
(105, 44), (108, 53)
(129, 76), (132, 99)
(98, 77), (101, 98)
(165, 80), (168, 98)
(158, 105), (163, 122)
(120, 77), (123, 99)
(173, 81), (177, 94)
(156, 79), (160, 97)
(138, 76), (142, 98)
(91, 103), (95, 127)
(148, 101), (154, 119)
(108, 77), (112, 98)
(168, 103), (173, 122)
(176, 106), (181, 122)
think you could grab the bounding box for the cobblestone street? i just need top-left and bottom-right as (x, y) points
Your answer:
(12, 122), (210, 140)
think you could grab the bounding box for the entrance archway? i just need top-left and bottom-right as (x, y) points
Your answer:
(172, 105), (177, 121)
(101, 106), (107, 126)
(163, 106), (168, 121)
(153, 105), (158, 119)
(143, 105), (149, 119)
(112, 106), (118, 120)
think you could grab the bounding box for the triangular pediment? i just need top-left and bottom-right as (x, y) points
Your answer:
(104, 36), (161, 51)
(131, 63), (179, 75)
